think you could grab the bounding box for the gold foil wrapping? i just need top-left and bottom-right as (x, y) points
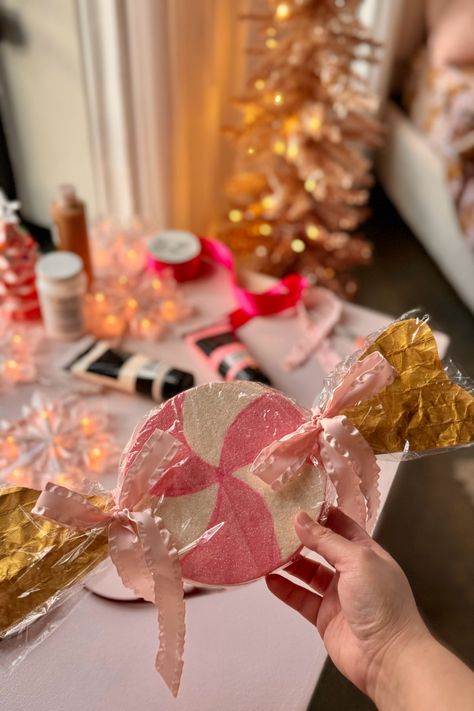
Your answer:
(0, 487), (109, 636)
(343, 319), (474, 454)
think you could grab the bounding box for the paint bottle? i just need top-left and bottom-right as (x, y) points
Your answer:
(36, 251), (86, 340)
(50, 185), (94, 283)
(66, 339), (195, 401)
(186, 322), (272, 385)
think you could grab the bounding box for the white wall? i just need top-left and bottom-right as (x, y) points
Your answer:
(0, 0), (95, 225)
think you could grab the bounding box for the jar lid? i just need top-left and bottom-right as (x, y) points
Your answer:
(36, 251), (84, 281)
(148, 230), (201, 265)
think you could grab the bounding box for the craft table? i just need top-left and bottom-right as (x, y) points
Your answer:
(1, 265), (448, 711)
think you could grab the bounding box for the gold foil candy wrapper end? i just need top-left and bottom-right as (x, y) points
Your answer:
(343, 319), (474, 454)
(0, 486), (109, 637)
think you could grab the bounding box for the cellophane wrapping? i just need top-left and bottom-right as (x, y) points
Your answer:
(1, 313), (473, 673)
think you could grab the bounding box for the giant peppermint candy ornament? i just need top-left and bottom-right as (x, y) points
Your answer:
(121, 381), (326, 586)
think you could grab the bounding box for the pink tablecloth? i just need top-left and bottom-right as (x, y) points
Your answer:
(0, 266), (448, 711)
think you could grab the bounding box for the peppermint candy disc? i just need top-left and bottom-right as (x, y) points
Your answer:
(124, 381), (326, 586)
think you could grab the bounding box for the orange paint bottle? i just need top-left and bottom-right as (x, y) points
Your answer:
(50, 185), (94, 283)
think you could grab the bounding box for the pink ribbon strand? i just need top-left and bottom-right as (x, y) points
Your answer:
(32, 428), (185, 697)
(284, 289), (343, 371)
(251, 351), (397, 531)
(199, 236), (308, 329)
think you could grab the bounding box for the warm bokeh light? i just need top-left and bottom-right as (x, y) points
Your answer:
(275, 3), (290, 20)
(255, 245), (268, 257)
(259, 223), (272, 236)
(262, 195), (276, 210)
(306, 224), (321, 240)
(265, 37), (278, 49)
(229, 209), (243, 223)
(80, 416), (93, 435)
(286, 141), (299, 160)
(273, 139), (286, 155)
(254, 78), (265, 91)
(308, 116), (322, 132)
(291, 239), (306, 253)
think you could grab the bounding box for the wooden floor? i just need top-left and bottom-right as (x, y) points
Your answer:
(311, 186), (474, 710)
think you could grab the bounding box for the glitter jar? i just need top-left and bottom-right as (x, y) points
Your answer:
(36, 251), (86, 340)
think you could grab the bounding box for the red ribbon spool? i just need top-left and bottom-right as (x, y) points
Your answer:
(146, 230), (308, 328)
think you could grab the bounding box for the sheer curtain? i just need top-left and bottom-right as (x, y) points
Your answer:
(77, 0), (249, 232)
(77, 0), (395, 231)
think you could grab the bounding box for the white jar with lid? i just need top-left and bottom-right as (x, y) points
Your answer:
(36, 251), (86, 340)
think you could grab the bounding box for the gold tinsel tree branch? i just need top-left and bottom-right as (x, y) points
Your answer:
(219, 0), (383, 296)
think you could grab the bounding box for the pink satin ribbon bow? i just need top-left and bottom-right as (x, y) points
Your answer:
(32, 428), (185, 697)
(251, 351), (397, 531)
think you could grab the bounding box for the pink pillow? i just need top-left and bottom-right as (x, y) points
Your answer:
(427, 0), (474, 67)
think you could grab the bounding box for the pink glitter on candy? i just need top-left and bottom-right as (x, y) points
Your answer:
(122, 381), (326, 586)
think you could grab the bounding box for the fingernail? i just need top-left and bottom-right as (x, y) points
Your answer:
(296, 511), (314, 528)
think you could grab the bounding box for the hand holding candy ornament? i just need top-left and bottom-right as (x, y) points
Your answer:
(268, 508), (474, 711)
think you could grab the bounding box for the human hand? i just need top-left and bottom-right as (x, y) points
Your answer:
(266, 507), (429, 700)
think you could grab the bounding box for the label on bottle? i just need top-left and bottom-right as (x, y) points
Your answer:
(41, 293), (84, 338)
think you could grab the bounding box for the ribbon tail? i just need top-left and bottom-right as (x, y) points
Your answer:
(347, 426), (381, 534)
(108, 518), (155, 602)
(315, 339), (343, 375)
(319, 418), (374, 529)
(285, 289), (342, 370)
(133, 512), (185, 697)
(116, 428), (181, 510)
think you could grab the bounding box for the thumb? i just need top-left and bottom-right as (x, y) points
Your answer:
(295, 511), (358, 570)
